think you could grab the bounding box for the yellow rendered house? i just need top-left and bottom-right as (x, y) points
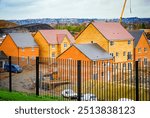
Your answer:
(76, 21), (134, 63)
(34, 30), (75, 58)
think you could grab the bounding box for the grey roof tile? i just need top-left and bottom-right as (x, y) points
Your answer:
(128, 30), (144, 47)
(74, 43), (113, 61)
(9, 33), (38, 48)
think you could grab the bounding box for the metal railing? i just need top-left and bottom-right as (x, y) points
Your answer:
(0, 56), (150, 101)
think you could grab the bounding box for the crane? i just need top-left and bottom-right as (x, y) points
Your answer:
(119, 0), (132, 23)
(119, 0), (127, 23)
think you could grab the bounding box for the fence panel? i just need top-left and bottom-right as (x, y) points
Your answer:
(0, 57), (9, 90)
(0, 56), (150, 101)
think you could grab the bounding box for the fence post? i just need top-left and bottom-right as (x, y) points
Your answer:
(9, 56), (12, 92)
(36, 57), (39, 96)
(135, 61), (139, 101)
(77, 60), (81, 101)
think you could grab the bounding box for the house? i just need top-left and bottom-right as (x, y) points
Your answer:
(75, 21), (134, 63)
(34, 30), (75, 58)
(57, 43), (113, 81)
(129, 30), (150, 63)
(0, 33), (39, 66)
(0, 51), (7, 69)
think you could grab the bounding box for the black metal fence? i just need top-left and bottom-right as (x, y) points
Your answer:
(0, 56), (150, 101)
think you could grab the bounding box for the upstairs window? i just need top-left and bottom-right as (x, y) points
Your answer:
(110, 53), (114, 57)
(138, 48), (141, 53)
(144, 48), (147, 52)
(32, 47), (34, 51)
(116, 52), (119, 57)
(64, 42), (67, 48)
(128, 40), (131, 45)
(22, 48), (24, 52)
(52, 44), (55, 49)
(123, 51), (126, 56)
(110, 41), (114, 46)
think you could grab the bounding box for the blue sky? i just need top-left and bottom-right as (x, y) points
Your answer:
(0, 0), (150, 20)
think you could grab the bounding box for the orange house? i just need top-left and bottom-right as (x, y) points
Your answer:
(34, 30), (75, 58)
(57, 43), (113, 81)
(0, 33), (39, 66)
(129, 30), (150, 63)
(75, 21), (134, 63)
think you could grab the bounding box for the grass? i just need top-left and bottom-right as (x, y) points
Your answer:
(0, 89), (62, 101)
(84, 80), (150, 101)
(70, 79), (150, 101)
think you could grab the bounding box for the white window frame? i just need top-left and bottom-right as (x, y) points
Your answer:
(52, 52), (55, 58)
(22, 56), (25, 61)
(64, 42), (67, 48)
(144, 47), (147, 52)
(32, 56), (35, 60)
(52, 44), (55, 49)
(128, 40), (131, 45)
(32, 47), (34, 51)
(22, 48), (24, 52)
(110, 41), (114, 46)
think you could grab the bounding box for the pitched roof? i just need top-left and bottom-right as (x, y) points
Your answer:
(92, 22), (134, 41)
(39, 30), (75, 44)
(128, 30), (144, 47)
(74, 43), (113, 61)
(9, 33), (38, 48)
(0, 51), (7, 60)
(57, 34), (67, 44)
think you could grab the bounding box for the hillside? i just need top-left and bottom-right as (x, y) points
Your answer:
(0, 20), (18, 28)
(0, 23), (53, 37)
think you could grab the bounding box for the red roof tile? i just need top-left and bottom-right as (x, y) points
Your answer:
(57, 34), (67, 44)
(92, 22), (134, 40)
(39, 30), (75, 44)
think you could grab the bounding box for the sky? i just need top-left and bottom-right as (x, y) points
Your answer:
(0, 0), (150, 20)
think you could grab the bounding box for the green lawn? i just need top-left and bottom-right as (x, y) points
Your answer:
(81, 80), (150, 101)
(0, 89), (62, 101)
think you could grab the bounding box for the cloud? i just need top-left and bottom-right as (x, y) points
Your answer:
(0, 0), (149, 19)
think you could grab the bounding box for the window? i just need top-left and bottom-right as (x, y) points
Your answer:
(123, 51), (126, 56)
(138, 58), (141, 62)
(110, 41), (114, 46)
(110, 53), (114, 56)
(144, 48), (147, 52)
(128, 40), (131, 45)
(116, 52), (119, 57)
(52, 52), (55, 58)
(93, 73), (98, 80)
(22, 56), (25, 61)
(22, 48), (24, 52)
(64, 42), (67, 48)
(144, 58), (148, 65)
(138, 48), (141, 53)
(32, 56), (35, 60)
(32, 47), (34, 51)
(52, 44), (55, 49)
(93, 61), (96, 66)
(127, 52), (132, 60)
